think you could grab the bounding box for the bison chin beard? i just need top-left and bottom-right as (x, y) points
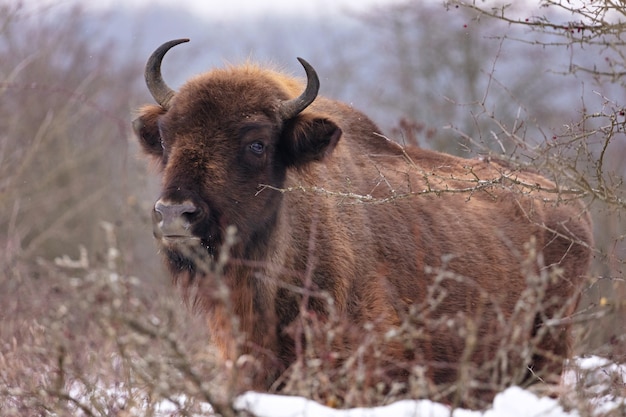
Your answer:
(160, 236), (220, 282)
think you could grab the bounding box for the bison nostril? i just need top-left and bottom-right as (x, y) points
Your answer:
(155, 200), (197, 218)
(153, 200), (199, 237)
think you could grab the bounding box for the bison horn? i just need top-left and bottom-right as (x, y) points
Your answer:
(145, 38), (190, 109)
(278, 58), (320, 120)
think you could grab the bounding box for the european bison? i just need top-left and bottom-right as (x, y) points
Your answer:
(133, 39), (593, 405)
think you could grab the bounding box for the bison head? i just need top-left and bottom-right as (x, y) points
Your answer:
(132, 39), (342, 274)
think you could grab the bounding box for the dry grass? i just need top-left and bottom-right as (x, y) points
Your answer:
(1, 225), (623, 416)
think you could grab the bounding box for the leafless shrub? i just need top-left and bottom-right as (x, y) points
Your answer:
(444, 0), (626, 361)
(0, 222), (225, 416)
(0, 3), (218, 415)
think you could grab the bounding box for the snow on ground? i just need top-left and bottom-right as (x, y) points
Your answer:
(563, 355), (626, 416)
(231, 355), (626, 417)
(235, 386), (573, 417)
(62, 356), (625, 416)
(170, 356), (624, 417)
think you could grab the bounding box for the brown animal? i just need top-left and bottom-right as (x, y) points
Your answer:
(133, 39), (593, 404)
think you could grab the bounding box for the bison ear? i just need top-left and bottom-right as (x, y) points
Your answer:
(280, 114), (341, 168)
(132, 107), (165, 160)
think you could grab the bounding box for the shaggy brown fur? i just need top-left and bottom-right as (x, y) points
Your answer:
(133, 41), (593, 405)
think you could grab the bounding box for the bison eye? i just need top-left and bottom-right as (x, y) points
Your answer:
(248, 141), (265, 155)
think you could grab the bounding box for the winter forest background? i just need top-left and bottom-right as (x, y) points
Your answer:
(1, 0), (624, 415)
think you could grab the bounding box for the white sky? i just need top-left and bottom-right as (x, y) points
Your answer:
(74, 0), (397, 19)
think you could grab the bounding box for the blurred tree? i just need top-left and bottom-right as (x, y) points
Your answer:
(0, 5), (216, 414)
(0, 2), (142, 265)
(443, 0), (626, 358)
(351, 2), (589, 158)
